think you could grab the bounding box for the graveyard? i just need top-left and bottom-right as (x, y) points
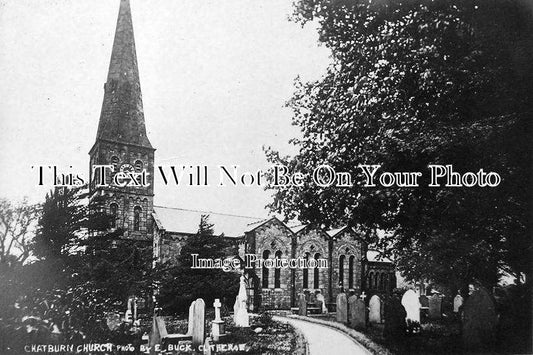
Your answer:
(115, 280), (517, 355)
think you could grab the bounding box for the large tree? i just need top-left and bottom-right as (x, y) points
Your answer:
(157, 215), (240, 314)
(266, 0), (532, 289)
(1, 187), (156, 351)
(0, 198), (39, 267)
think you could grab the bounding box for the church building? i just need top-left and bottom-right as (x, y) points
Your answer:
(89, 0), (396, 311)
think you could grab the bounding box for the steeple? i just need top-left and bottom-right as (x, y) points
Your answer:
(96, 0), (152, 148)
(89, 0), (155, 241)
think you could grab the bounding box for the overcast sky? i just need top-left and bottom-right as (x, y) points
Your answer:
(0, 0), (331, 218)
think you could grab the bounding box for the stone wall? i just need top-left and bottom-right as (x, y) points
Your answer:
(248, 219), (293, 309)
(330, 230), (363, 301)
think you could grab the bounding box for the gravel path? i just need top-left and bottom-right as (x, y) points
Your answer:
(274, 316), (373, 355)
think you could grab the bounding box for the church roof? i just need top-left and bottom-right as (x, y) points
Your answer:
(96, 0), (152, 148)
(153, 206), (262, 237)
(289, 224), (307, 234)
(367, 250), (393, 263)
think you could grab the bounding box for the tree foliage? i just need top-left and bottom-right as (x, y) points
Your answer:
(157, 215), (240, 314)
(0, 198), (39, 266)
(266, 0), (532, 288)
(1, 187), (155, 351)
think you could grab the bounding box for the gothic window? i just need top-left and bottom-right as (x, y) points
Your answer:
(110, 203), (118, 228)
(274, 250), (282, 288)
(348, 255), (355, 289)
(303, 252), (310, 289)
(313, 253), (321, 289)
(262, 250), (270, 289)
(134, 160), (143, 172)
(339, 255), (345, 288)
(111, 156), (120, 172)
(133, 206), (141, 231)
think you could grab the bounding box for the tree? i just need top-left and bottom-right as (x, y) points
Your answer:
(157, 215), (240, 314)
(1, 187), (156, 351)
(0, 198), (39, 266)
(32, 187), (89, 262)
(265, 0), (532, 290)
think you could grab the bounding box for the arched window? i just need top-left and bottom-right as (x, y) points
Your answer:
(109, 203), (118, 228)
(133, 206), (141, 231)
(339, 255), (345, 288)
(303, 252), (310, 289)
(383, 274), (389, 292)
(374, 273), (379, 289)
(274, 251), (282, 288)
(369, 272), (374, 289)
(262, 250), (270, 288)
(348, 255), (355, 289)
(313, 253), (321, 289)
(111, 156), (120, 172)
(134, 160), (143, 172)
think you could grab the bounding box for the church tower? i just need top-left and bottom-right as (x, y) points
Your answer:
(89, 0), (154, 240)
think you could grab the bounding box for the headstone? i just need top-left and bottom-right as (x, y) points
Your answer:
(401, 290), (420, 323)
(316, 291), (327, 313)
(428, 294), (442, 319)
(383, 296), (407, 339)
(212, 299), (225, 341)
(125, 309), (132, 323)
(348, 294), (357, 327)
(369, 295), (382, 324)
(462, 287), (498, 351)
(349, 295), (366, 329)
(149, 316), (168, 352)
(453, 294), (464, 313)
(192, 298), (205, 347)
(298, 293), (307, 316)
(187, 301), (194, 335)
(233, 275), (249, 327)
(419, 295), (429, 308)
(336, 292), (348, 323)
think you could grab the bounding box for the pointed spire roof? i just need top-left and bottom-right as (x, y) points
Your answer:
(96, 0), (152, 148)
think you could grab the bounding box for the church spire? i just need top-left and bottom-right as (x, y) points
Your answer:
(96, 0), (152, 148)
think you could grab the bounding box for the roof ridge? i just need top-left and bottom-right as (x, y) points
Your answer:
(153, 205), (263, 220)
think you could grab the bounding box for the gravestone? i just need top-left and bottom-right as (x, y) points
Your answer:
(212, 299), (225, 341)
(349, 295), (366, 329)
(419, 295), (429, 308)
(298, 293), (307, 316)
(369, 295), (381, 323)
(453, 294), (464, 313)
(234, 275), (249, 327)
(187, 302), (194, 335)
(383, 295), (407, 339)
(348, 294), (357, 327)
(401, 289), (420, 323)
(149, 316), (168, 351)
(462, 287), (498, 351)
(192, 298), (205, 348)
(428, 294), (442, 319)
(336, 292), (348, 323)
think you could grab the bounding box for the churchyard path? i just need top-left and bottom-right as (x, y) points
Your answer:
(273, 316), (372, 355)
